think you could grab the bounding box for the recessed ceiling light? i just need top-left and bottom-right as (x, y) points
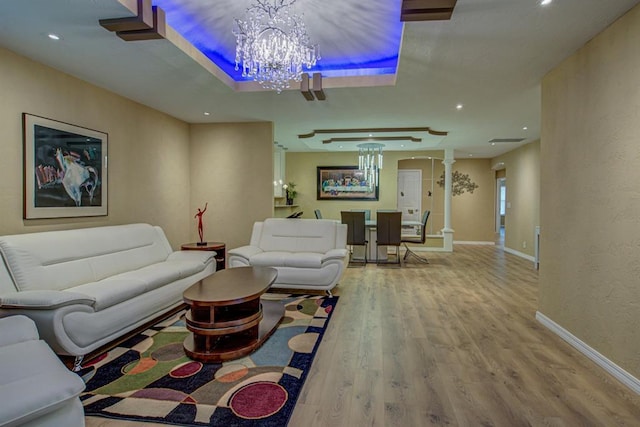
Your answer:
(203, 112), (210, 116)
(541, 0), (552, 5)
(523, 126), (528, 130)
(491, 142), (496, 146)
(48, 33), (60, 40)
(456, 104), (463, 110)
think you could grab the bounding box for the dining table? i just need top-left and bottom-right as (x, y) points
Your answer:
(350, 218), (423, 262)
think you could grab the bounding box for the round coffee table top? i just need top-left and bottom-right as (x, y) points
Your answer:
(183, 266), (277, 306)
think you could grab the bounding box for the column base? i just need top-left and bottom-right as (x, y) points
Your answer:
(442, 228), (454, 252)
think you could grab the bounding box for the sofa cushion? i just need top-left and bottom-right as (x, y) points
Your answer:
(67, 257), (211, 311)
(0, 224), (172, 292)
(250, 252), (324, 269)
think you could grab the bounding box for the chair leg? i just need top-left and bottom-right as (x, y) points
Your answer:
(403, 243), (429, 263)
(72, 355), (84, 372)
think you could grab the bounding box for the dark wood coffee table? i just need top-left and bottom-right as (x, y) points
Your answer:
(182, 266), (282, 363)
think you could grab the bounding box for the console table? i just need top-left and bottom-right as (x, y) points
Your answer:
(182, 266), (282, 363)
(181, 242), (225, 271)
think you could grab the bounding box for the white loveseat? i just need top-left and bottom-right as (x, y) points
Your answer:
(228, 218), (348, 295)
(0, 223), (215, 368)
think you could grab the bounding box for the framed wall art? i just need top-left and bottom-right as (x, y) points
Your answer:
(23, 113), (108, 219)
(317, 166), (379, 201)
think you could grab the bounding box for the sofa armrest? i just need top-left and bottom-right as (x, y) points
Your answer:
(0, 290), (95, 310)
(0, 315), (39, 347)
(228, 246), (263, 262)
(322, 248), (349, 262)
(167, 250), (215, 264)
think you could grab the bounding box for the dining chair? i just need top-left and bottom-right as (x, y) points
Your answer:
(401, 210), (430, 263)
(341, 210), (368, 266)
(375, 211), (402, 266)
(350, 209), (371, 221)
(314, 209), (323, 219)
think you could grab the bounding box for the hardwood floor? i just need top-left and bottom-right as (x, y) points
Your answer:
(87, 245), (640, 426)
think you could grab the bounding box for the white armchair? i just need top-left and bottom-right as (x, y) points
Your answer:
(0, 315), (86, 427)
(228, 218), (348, 295)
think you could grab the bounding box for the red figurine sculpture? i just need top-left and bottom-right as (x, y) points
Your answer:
(195, 202), (208, 245)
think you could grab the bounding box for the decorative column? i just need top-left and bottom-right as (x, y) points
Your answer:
(442, 149), (455, 252)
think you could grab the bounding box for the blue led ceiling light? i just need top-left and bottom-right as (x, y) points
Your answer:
(152, 0), (403, 85)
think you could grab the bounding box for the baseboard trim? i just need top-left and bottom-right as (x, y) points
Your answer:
(536, 311), (640, 395)
(503, 246), (535, 262)
(453, 241), (495, 245)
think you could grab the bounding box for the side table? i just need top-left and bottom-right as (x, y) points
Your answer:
(181, 242), (225, 271)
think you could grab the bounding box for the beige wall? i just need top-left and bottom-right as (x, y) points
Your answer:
(189, 123), (274, 250)
(285, 151), (495, 242)
(285, 151), (405, 221)
(0, 47), (192, 247)
(449, 158), (496, 242)
(540, 5), (640, 377)
(492, 140), (541, 256)
(0, 47), (275, 252)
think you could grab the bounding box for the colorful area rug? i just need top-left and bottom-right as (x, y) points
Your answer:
(80, 294), (338, 426)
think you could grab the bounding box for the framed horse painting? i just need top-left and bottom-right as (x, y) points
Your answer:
(22, 113), (108, 219)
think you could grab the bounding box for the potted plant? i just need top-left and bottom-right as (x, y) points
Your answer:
(284, 182), (297, 205)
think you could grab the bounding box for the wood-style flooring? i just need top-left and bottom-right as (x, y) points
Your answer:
(86, 245), (640, 427)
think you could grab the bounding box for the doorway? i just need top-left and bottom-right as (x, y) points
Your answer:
(496, 177), (506, 244)
(397, 170), (422, 222)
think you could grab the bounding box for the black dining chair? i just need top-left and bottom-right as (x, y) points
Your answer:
(375, 211), (402, 266)
(401, 210), (430, 263)
(340, 210), (368, 266)
(314, 209), (322, 219)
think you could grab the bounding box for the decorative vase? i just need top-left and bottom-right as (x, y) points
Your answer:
(286, 197), (293, 205)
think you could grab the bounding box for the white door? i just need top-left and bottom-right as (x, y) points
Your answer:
(397, 170), (422, 222)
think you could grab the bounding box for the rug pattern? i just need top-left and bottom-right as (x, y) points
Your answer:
(81, 294), (338, 426)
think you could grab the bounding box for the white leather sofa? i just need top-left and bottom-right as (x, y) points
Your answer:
(228, 218), (348, 295)
(0, 315), (86, 427)
(0, 223), (215, 369)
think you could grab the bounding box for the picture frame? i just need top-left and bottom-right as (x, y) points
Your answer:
(23, 113), (108, 219)
(317, 166), (379, 201)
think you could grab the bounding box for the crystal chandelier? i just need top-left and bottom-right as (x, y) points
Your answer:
(234, 0), (320, 93)
(358, 143), (384, 189)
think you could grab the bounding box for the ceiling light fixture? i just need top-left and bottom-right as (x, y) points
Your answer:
(358, 143), (384, 189)
(48, 33), (60, 40)
(541, 0), (552, 5)
(456, 104), (463, 110)
(234, 0), (319, 93)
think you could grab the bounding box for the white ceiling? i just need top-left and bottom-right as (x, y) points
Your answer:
(0, 0), (638, 158)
